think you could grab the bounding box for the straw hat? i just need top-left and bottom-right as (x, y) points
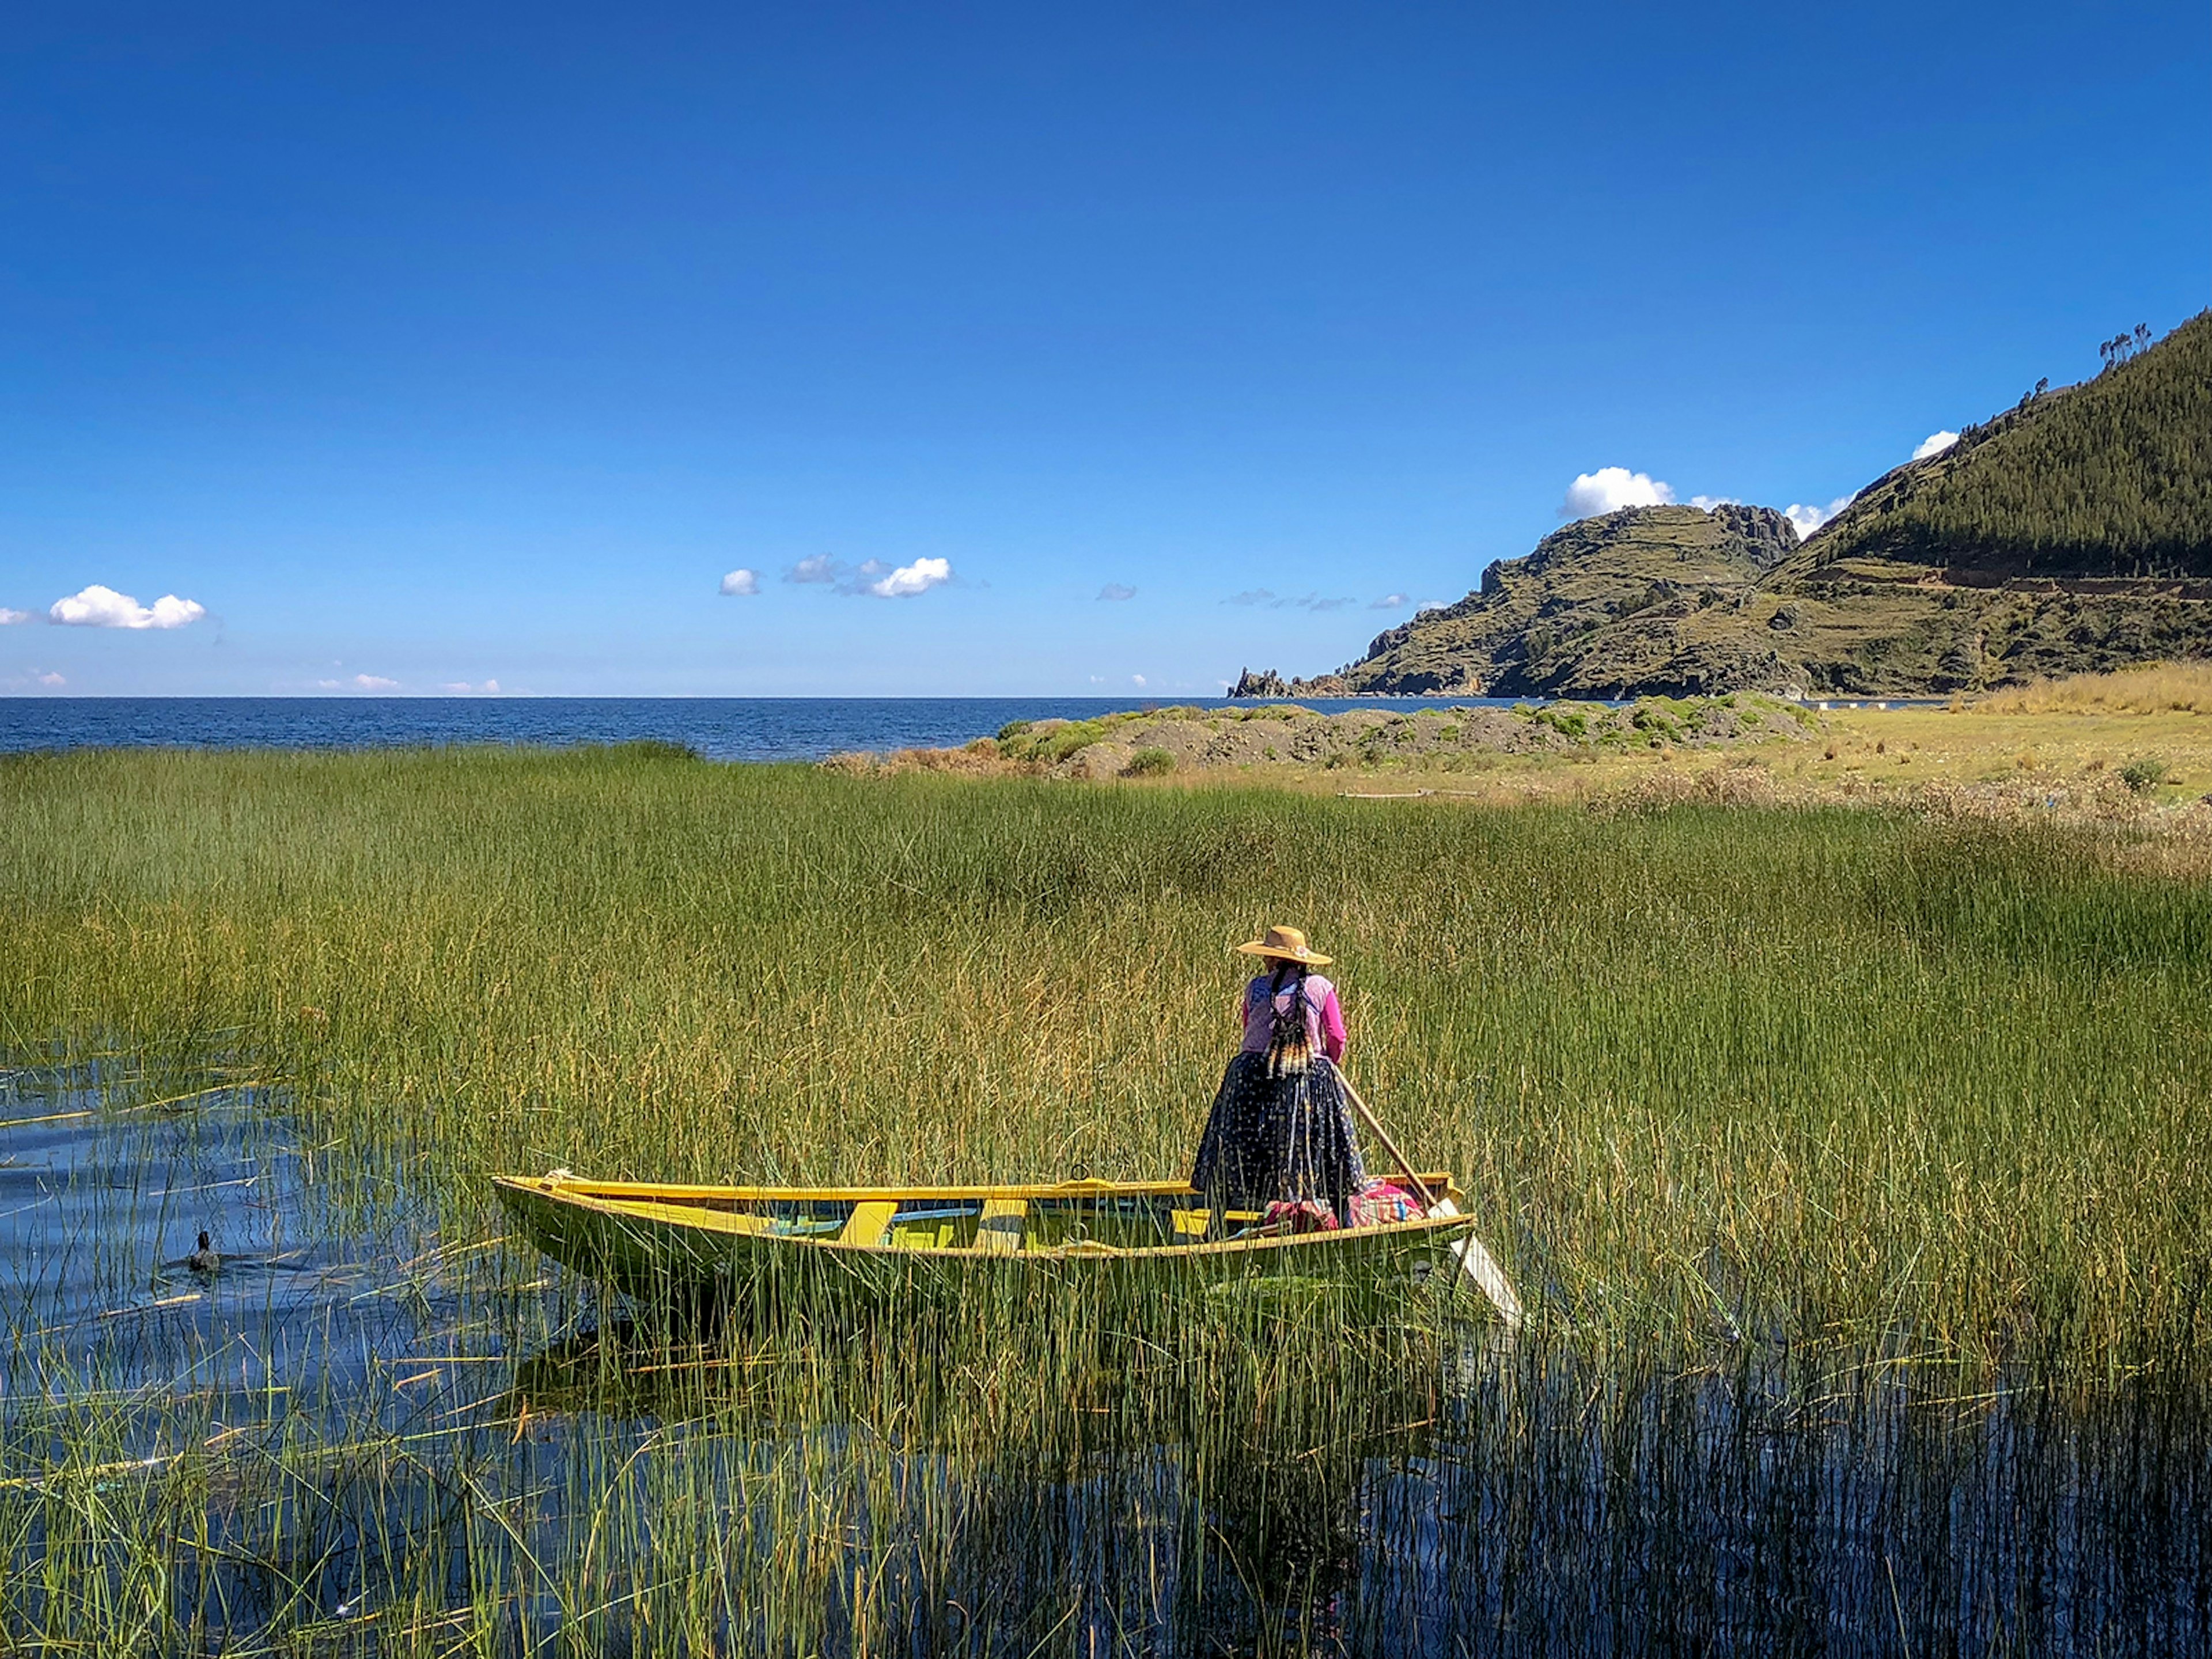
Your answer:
(1234, 925), (1332, 966)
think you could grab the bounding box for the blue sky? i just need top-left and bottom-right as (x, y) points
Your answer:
(2, 3), (2205, 697)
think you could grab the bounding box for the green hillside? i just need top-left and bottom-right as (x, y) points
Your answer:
(1256, 312), (2212, 699)
(1796, 309), (2212, 580)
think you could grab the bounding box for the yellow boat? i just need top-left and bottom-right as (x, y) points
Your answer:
(491, 1171), (1523, 1320)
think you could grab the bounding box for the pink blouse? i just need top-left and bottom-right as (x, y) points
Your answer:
(1237, 972), (1347, 1062)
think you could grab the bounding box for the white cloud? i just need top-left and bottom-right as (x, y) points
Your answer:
(1222, 588), (1357, 611)
(719, 569), (760, 596)
(1784, 496), (1855, 541)
(1097, 582), (1136, 601)
(1689, 494), (1738, 511)
(1131, 674), (1147, 687)
(48, 584), (206, 629)
(866, 556), (952, 599)
(320, 673), (399, 692)
(782, 553), (954, 597)
(0, 607), (32, 625)
(1089, 675), (1107, 684)
(440, 679), (502, 694)
(1370, 593), (1408, 610)
(36, 671), (64, 687)
(1912, 430), (1960, 460)
(1561, 467), (1674, 520)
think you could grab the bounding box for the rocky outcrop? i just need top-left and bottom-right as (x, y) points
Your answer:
(1247, 504), (1814, 699)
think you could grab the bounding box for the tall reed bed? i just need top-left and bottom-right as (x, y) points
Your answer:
(2, 743), (2206, 1372)
(4, 745), (2211, 1652)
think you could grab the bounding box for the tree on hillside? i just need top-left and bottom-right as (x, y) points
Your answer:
(2101, 324), (2157, 373)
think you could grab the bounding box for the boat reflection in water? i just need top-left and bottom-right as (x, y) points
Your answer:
(500, 1291), (1450, 1656)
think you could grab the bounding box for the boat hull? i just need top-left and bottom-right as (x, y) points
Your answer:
(491, 1173), (1487, 1312)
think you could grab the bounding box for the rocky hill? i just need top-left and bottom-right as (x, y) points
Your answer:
(1238, 504), (1805, 699)
(1246, 312), (2212, 699)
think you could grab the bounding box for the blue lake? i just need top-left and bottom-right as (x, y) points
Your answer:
(0, 695), (1514, 763)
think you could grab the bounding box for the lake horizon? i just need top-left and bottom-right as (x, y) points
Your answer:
(0, 692), (1530, 763)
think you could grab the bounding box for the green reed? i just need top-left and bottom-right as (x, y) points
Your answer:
(2, 742), (2207, 1373)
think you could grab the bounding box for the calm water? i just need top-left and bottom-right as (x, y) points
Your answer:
(2, 1058), (2202, 1653)
(0, 695), (1511, 763)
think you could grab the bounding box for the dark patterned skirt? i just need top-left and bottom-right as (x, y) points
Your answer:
(1190, 1052), (1368, 1221)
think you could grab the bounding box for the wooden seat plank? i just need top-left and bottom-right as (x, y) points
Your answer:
(836, 1199), (898, 1247)
(605, 1198), (775, 1237)
(974, 1198), (1026, 1255)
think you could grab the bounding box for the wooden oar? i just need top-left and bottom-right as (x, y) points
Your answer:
(1339, 1070), (1524, 1330)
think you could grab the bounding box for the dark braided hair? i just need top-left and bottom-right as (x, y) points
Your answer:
(1263, 958), (1314, 1078)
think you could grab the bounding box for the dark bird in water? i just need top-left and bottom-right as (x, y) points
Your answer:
(186, 1230), (219, 1274)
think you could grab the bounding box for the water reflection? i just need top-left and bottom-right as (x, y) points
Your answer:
(491, 1316), (2208, 1655)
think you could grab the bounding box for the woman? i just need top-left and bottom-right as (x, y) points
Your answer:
(1191, 925), (1368, 1223)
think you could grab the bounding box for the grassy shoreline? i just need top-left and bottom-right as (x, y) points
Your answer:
(830, 670), (2212, 878)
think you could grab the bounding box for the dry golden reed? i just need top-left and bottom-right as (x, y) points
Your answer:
(1974, 660), (2212, 716)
